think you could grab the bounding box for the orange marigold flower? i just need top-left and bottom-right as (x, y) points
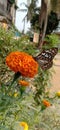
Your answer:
(43, 100), (51, 107)
(6, 51), (38, 78)
(19, 80), (29, 86)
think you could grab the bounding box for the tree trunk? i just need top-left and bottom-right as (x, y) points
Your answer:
(38, 0), (50, 49)
(38, 12), (48, 49)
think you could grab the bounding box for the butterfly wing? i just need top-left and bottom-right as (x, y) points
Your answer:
(47, 47), (58, 59)
(33, 47), (58, 70)
(35, 47), (58, 61)
(38, 60), (53, 70)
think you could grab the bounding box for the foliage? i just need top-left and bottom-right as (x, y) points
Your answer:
(0, 26), (60, 129)
(27, 0), (38, 21)
(39, 99), (60, 130)
(0, 83), (60, 129)
(46, 11), (59, 34)
(20, 0), (38, 22)
(0, 89), (37, 130)
(0, 26), (52, 107)
(33, 68), (52, 104)
(30, 8), (40, 31)
(31, 13), (39, 31)
(9, 0), (15, 4)
(43, 34), (59, 49)
(38, 96), (60, 130)
(31, 11), (59, 33)
(0, 27), (32, 83)
(0, 26), (56, 95)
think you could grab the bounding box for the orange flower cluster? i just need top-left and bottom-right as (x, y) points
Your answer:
(43, 100), (51, 107)
(6, 51), (38, 78)
(19, 80), (29, 86)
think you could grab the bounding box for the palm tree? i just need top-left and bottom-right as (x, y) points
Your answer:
(17, 0), (38, 33)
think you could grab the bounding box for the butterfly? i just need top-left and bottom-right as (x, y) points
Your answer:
(33, 47), (58, 70)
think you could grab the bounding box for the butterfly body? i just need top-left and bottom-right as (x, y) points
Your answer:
(34, 47), (58, 70)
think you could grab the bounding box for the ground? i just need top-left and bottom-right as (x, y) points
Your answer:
(50, 53), (60, 92)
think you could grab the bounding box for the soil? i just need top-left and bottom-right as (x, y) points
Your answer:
(50, 53), (60, 92)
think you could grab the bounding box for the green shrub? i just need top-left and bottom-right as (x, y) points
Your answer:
(0, 86), (60, 130)
(43, 34), (59, 49)
(0, 27), (60, 130)
(0, 26), (52, 101)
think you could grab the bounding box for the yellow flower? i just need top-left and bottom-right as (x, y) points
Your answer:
(14, 92), (18, 97)
(56, 91), (60, 97)
(18, 80), (29, 87)
(19, 122), (28, 130)
(43, 99), (51, 107)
